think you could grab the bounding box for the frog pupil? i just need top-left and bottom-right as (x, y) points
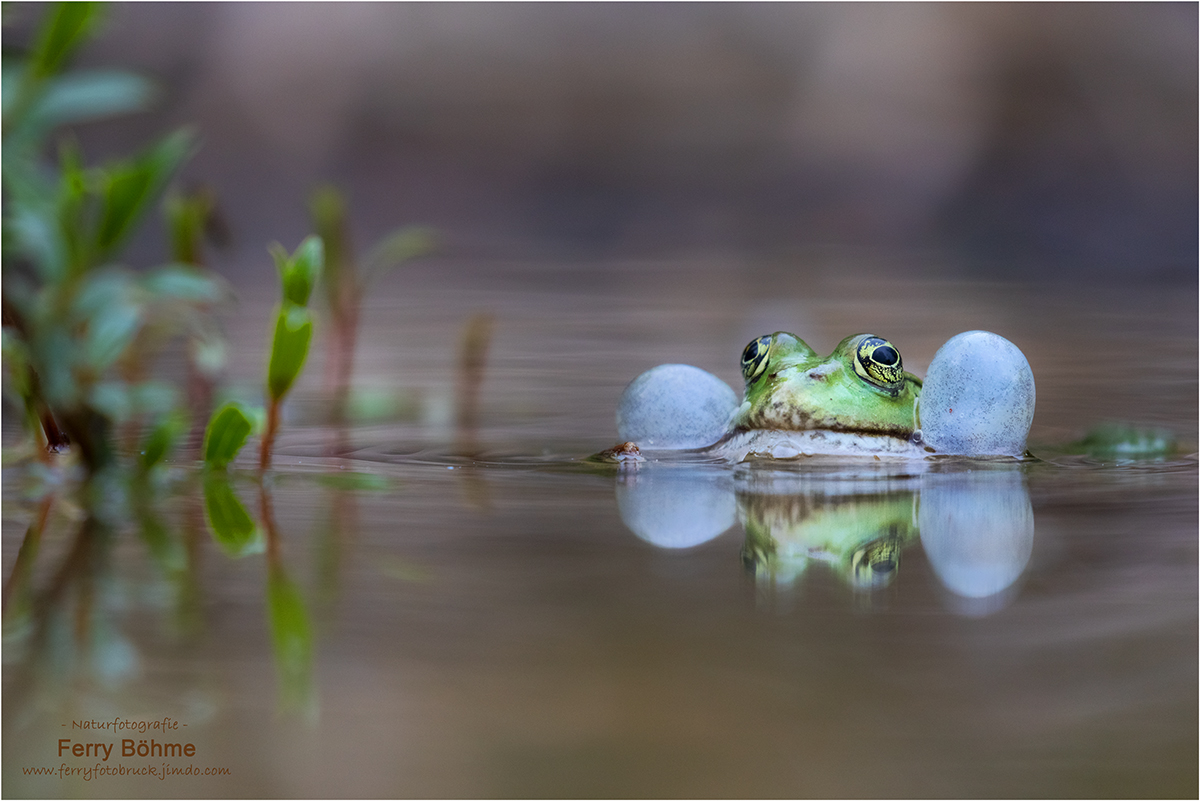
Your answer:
(873, 345), (898, 366)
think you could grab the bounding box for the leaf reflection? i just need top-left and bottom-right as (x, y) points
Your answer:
(202, 472), (260, 557)
(2, 452), (334, 722)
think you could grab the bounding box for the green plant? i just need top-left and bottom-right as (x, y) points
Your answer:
(201, 401), (254, 470)
(261, 236), (324, 469)
(196, 235), (323, 474)
(2, 2), (223, 477)
(309, 186), (432, 436)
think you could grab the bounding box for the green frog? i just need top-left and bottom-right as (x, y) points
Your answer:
(712, 332), (928, 460)
(600, 328), (1040, 463)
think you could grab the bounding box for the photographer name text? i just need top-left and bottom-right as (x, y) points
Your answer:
(58, 739), (196, 761)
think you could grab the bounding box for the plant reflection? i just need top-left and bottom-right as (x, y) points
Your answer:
(258, 484), (316, 721)
(615, 463), (1035, 611)
(2, 494), (53, 622)
(2, 465), (327, 722)
(202, 472), (261, 557)
(2, 505), (137, 727)
(132, 474), (204, 636)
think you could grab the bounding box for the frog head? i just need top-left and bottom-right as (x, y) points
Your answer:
(733, 332), (922, 439)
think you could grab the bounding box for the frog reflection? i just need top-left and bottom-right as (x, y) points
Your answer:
(739, 487), (919, 590)
(615, 465), (1035, 608)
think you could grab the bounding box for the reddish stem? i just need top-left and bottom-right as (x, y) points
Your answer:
(260, 398), (280, 472)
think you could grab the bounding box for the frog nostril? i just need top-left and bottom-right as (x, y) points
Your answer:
(806, 363), (837, 381)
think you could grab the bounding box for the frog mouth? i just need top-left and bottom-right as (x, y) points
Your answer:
(733, 405), (915, 440)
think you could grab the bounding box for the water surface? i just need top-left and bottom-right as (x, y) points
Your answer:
(3, 261), (1196, 797)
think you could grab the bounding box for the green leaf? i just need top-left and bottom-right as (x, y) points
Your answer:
(93, 129), (195, 259)
(56, 138), (92, 274)
(24, 69), (156, 136)
(71, 269), (144, 371)
(142, 264), (226, 304)
(164, 188), (216, 265)
(7, 203), (68, 283)
(272, 236), (324, 307)
(2, 57), (29, 121)
(308, 185), (346, 231)
(30, 2), (104, 80)
(139, 409), (189, 471)
(202, 473), (259, 557)
(202, 401), (255, 469)
(266, 306), (313, 401)
(308, 186), (351, 310)
(363, 226), (435, 281)
(28, 324), (76, 408)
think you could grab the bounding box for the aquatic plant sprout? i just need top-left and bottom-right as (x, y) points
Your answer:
(260, 236), (324, 470)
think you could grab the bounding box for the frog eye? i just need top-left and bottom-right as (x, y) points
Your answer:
(851, 537), (901, 588)
(741, 335), (773, 384)
(854, 336), (904, 392)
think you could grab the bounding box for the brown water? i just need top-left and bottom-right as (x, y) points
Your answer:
(3, 259), (1197, 797)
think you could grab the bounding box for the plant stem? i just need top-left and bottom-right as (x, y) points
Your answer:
(260, 398), (280, 472)
(455, 313), (493, 456)
(326, 298), (360, 456)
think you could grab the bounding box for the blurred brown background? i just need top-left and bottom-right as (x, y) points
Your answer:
(8, 2), (1198, 283)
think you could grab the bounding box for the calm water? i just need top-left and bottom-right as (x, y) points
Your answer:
(3, 260), (1197, 797)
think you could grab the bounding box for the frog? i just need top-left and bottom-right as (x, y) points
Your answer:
(713, 332), (927, 460)
(602, 328), (1037, 462)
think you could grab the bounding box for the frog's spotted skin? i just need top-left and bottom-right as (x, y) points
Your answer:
(711, 332), (927, 460)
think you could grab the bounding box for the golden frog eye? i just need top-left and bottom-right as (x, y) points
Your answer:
(741, 335), (773, 384)
(854, 336), (904, 392)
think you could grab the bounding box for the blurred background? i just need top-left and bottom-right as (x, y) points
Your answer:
(7, 2), (1197, 283)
